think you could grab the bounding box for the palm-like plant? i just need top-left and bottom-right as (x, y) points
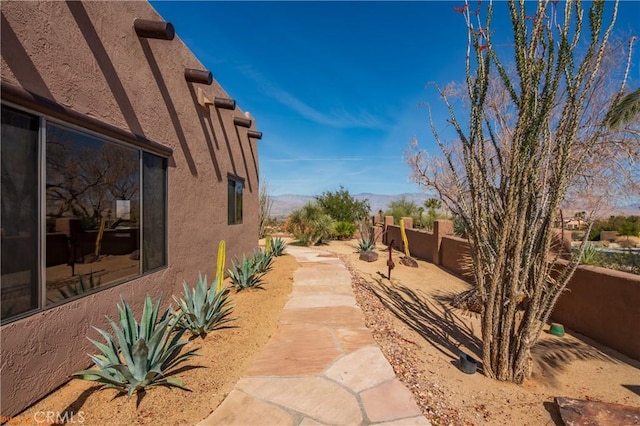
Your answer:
(285, 202), (335, 246)
(608, 88), (640, 128)
(173, 273), (235, 338)
(72, 295), (197, 398)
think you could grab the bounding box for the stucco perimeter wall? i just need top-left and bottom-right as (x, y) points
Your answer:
(1, 1), (259, 416)
(440, 236), (473, 281)
(382, 220), (640, 362)
(384, 219), (434, 261)
(552, 264), (640, 361)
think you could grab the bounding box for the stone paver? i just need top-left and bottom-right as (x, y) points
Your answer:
(200, 246), (430, 426)
(360, 380), (424, 423)
(325, 346), (396, 392)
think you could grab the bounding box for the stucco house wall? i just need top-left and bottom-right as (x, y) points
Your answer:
(1, 1), (260, 416)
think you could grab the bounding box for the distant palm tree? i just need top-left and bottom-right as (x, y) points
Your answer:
(608, 88), (640, 128)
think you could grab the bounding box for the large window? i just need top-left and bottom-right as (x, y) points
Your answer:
(228, 175), (244, 225)
(1, 107), (39, 320)
(1, 104), (168, 323)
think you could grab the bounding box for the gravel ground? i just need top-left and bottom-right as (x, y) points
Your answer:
(344, 257), (470, 426)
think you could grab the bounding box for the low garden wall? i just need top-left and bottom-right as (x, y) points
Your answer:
(382, 219), (640, 361)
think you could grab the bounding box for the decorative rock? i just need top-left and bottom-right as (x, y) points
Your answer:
(555, 397), (640, 426)
(359, 251), (378, 262)
(400, 256), (418, 268)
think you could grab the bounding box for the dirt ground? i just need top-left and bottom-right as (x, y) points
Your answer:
(324, 239), (640, 426)
(10, 240), (640, 426)
(9, 254), (298, 426)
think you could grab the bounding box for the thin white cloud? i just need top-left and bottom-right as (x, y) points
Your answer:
(265, 157), (364, 162)
(239, 66), (386, 129)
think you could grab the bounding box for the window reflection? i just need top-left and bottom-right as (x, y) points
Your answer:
(45, 124), (140, 305)
(142, 153), (167, 272)
(1, 107), (39, 320)
(228, 177), (243, 225)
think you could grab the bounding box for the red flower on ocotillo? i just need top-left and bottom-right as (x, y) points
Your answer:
(453, 5), (468, 13)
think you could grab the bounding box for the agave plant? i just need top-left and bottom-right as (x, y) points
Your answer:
(228, 255), (264, 290)
(173, 273), (235, 338)
(271, 237), (286, 257)
(250, 248), (274, 274)
(59, 272), (101, 299)
(72, 294), (198, 398)
(356, 238), (376, 253)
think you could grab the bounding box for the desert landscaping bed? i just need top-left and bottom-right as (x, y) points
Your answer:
(8, 254), (298, 426)
(9, 240), (639, 426)
(325, 240), (640, 426)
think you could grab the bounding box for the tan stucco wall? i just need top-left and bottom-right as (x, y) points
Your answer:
(389, 220), (640, 362)
(1, 1), (260, 416)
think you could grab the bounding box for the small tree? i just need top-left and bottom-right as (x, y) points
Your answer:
(619, 221), (640, 241)
(424, 198), (442, 230)
(406, 0), (635, 383)
(385, 196), (420, 226)
(315, 186), (370, 223)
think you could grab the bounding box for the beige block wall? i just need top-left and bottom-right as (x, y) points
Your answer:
(1, 1), (259, 416)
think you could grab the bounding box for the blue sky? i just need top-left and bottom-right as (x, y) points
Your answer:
(151, 1), (640, 196)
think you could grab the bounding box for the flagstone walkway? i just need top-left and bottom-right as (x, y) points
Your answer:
(199, 246), (430, 426)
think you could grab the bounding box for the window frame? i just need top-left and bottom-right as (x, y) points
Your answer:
(227, 174), (244, 225)
(1, 101), (169, 324)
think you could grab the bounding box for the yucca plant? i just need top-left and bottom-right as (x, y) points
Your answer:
(72, 295), (198, 398)
(271, 237), (286, 256)
(250, 248), (274, 274)
(578, 244), (603, 267)
(228, 255), (264, 290)
(173, 273), (235, 339)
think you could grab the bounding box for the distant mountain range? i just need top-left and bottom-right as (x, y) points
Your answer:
(269, 193), (436, 218)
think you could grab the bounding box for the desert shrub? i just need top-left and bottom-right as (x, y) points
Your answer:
(590, 215), (640, 241)
(385, 196), (421, 227)
(315, 186), (370, 223)
(333, 221), (356, 240)
(453, 215), (466, 237)
(72, 295), (197, 398)
(228, 255), (264, 290)
(604, 250), (640, 275)
(285, 202), (335, 246)
(173, 273), (235, 338)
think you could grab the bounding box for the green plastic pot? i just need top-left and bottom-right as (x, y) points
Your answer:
(549, 323), (565, 337)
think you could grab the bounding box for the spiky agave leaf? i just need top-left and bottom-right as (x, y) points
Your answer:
(72, 294), (198, 398)
(249, 248), (274, 274)
(271, 237), (286, 256)
(172, 273), (236, 338)
(228, 256), (264, 290)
